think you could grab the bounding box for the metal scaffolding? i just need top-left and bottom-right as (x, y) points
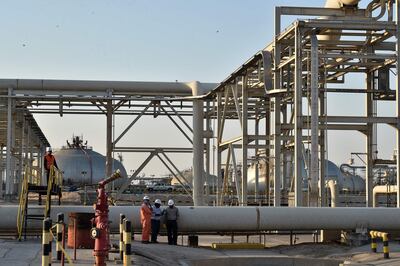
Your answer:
(208, 0), (400, 207)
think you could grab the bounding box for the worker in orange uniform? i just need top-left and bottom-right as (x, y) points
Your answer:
(44, 147), (58, 185)
(140, 195), (152, 244)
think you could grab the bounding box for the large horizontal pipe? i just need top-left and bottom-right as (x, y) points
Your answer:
(3, 205), (400, 232)
(0, 79), (217, 96)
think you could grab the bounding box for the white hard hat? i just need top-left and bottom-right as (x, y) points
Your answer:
(168, 199), (174, 206)
(46, 147), (52, 152)
(155, 199), (161, 204)
(143, 195), (150, 201)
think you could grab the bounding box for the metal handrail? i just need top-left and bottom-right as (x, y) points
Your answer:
(44, 165), (63, 217)
(17, 166), (29, 240)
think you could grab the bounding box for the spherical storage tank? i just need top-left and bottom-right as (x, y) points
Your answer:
(54, 136), (128, 188)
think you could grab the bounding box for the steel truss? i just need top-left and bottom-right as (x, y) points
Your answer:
(207, 0), (400, 207)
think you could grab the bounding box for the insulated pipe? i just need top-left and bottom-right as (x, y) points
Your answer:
(4, 205), (400, 232)
(189, 81), (205, 206)
(326, 180), (338, 207)
(373, 185), (397, 207)
(319, 0), (362, 41)
(0, 79), (217, 96)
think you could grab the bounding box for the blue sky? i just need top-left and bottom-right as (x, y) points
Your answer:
(1, 0), (396, 176)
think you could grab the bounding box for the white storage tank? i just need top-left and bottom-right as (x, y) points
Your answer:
(54, 136), (128, 188)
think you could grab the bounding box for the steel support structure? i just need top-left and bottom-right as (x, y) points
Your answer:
(207, 0), (398, 207)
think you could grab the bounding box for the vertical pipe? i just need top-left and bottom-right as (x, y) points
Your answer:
(310, 35), (319, 206)
(241, 76), (248, 206)
(205, 101), (211, 201)
(106, 100), (113, 187)
(73, 218), (77, 261)
(6, 88), (13, 199)
(294, 25), (303, 207)
(216, 93), (222, 206)
(366, 72), (374, 207)
(192, 82), (205, 206)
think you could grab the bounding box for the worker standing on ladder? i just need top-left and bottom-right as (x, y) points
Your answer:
(44, 147), (58, 185)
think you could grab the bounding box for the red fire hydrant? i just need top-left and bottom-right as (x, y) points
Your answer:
(91, 170), (122, 266)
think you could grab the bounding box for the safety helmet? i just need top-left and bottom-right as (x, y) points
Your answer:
(155, 199), (161, 204)
(168, 199), (174, 206)
(143, 195), (150, 201)
(46, 147), (52, 152)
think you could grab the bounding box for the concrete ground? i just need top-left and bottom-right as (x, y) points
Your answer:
(1, 234), (400, 266)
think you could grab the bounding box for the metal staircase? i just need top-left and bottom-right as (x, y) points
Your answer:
(17, 165), (63, 241)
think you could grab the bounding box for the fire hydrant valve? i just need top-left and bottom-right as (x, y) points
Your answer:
(92, 170), (122, 266)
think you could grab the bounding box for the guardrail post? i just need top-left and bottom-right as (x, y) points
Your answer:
(42, 218), (51, 266)
(383, 232), (389, 259)
(123, 219), (132, 266)
(120, 214), (125, 260)
(56, 213), (64, 260)
(370, 231), (377, 252)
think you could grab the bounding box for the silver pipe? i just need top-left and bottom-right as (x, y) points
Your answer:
(327, 180), (338, 207)
(191, 81), (205, 206)
(373, 185), (397, 207)
(0, 79), (217, 96)
(5, 205), (400, 232)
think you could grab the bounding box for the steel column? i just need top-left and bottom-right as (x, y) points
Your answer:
(310, 35), (319, 206)
(192, 83), (205, 206)
(294, 25), (303, 207)
(105, 100), (113, 183)
(216, 93), (222, 206)
(273, 97), (281, 206)
(5, 88), (14, 199)
(366, 72), (374, 207)
(241, 76), (248, 206)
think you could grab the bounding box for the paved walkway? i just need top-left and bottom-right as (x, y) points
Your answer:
(1, 235), (400, 265)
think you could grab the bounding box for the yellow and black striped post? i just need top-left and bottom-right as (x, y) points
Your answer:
(370, 231), (390, 259)
(120, 214), (125, 260)
(42, 218), (51, 266)
(56, 213), (64, 261)
(382, 232), (389, 259)
(123, 219), (132, 266)
(370, 231), (377, 253)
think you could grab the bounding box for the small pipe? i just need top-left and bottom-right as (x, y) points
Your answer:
(73, 218), (77, 261)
